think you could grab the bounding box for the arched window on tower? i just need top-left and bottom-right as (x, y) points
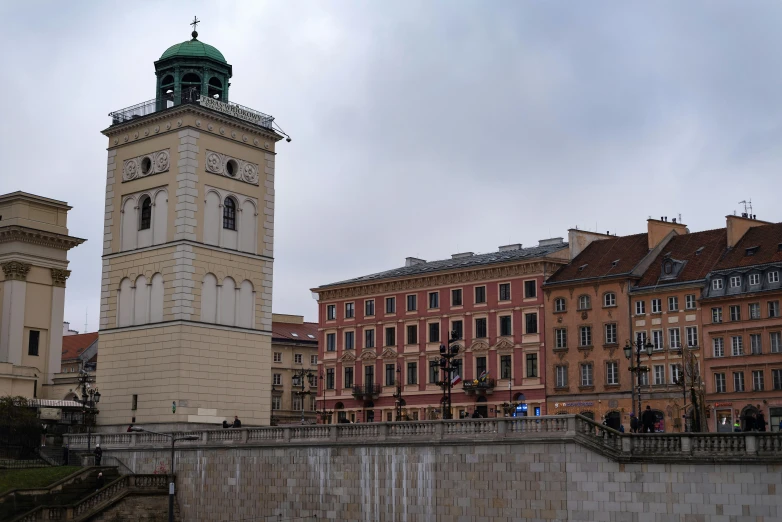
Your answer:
(208, 77), (223, 99)
(223, 197), (236, 230)
(159, 75), (175, 107)
(181, 73), (201, 102)
(139, 196), (152, 230)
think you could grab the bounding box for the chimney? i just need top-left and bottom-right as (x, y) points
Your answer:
(538, 237), (564, 247)
(726, 214), (770, 248)
(647, 218), (688, 249)
(451, 252), (474, 260)
(405, 257), (427, 267)
(498, 244), (522, 252)
(567, 229), (612, 260)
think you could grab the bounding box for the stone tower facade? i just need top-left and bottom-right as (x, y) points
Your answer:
(96, 31), (283, 426)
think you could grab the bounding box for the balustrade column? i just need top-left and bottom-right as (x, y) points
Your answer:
(498, 419), (507, 436)
(746, 434), (757, 455)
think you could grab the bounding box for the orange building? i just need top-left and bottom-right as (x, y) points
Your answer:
(701, 219), (782, 433)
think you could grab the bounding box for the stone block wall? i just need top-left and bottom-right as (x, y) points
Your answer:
(102, 441), (782, 522)
(88, 494), (170, 522)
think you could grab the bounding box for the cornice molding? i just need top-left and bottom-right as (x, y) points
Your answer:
(318, 261), (564, 302)
(0, 226), (86, 251)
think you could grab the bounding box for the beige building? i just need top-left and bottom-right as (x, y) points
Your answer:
(269, 314), (319, 425)
(95, 30), (284, 426)
(47, 331), (99, 401)
(0, 192), (85, 398)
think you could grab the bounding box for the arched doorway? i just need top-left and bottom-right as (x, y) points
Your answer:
(580, 410), (595, 421)
(476, 397), (488, 418)
(513, 393), (527, 417)
(741, 404), (759, 431)
(364, 400), (375, 423)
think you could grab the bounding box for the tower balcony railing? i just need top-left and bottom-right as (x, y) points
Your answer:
(108, 90), (274, 130)
(351, 384), (382, 400)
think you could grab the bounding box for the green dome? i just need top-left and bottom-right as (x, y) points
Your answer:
(159, 38), (226, 64)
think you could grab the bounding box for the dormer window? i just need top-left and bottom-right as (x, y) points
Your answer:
(729, 276), (741, 288)
(578, 264), (588, 272)
(745, 246), (759, 256)
(663, 260), (673, 275)
(770, 271), (780, 284)
(695, 247), (704, 256)
(749, 273), (760, 286)
(712, 279), (723, 290)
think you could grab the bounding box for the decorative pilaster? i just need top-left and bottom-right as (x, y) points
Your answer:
(1, 261), (31, 281)
(50, 268), (71, 287)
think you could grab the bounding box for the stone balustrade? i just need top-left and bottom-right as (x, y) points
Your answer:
(64, 415), (782, 463)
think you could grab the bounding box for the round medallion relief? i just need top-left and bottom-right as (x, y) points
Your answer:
(264, 142), (270, 149)
(219, 127), (225, 135)
(207, 123), (214, 131)
(581, 311), (588, 320)
(113, 138), (118, 145)
(242, 135), (248, 142)
(231, 131), (237, 139)
(123, 135), (129, 142)
(144, 129), (149, 136)
(165, 122), (171, 130)
(154, 125), (160, 133)
(176, 119), (182, 127)
(196, 119), (201, 127)
(133, 132), (138, 139)
(253, 138), (259, 146)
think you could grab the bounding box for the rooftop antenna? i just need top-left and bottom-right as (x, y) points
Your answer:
(84, 308), (88, 333)
(738, 199), (753, 217)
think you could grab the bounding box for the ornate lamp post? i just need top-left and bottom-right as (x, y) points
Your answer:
(292, 368), (315, 425)
(674, 347), (689, 432)
(315, 371), (334, 423)
(76, 369), (100, 451)
(438, 331), (461, 420)
(623, 339), (653, 418)
(130, 427), (199, 522)
(392, 365), (403, 421)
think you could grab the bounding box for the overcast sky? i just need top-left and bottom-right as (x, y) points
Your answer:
(1, 1), (781, 328)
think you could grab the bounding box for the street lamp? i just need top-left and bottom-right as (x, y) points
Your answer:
(674, 347), (688, 432)
(438, 331), (461, 420)
(623, 338), (653, 421)
(77, 370), (100, 451)
(315, 371), (334, 423)
(292, 368), (315, 425)
(130, 427), (199, 522)
(392, 365), (403, 421)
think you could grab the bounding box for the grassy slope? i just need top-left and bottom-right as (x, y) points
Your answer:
(0, 467), (81, 495)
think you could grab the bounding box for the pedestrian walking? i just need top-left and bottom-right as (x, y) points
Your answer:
(94, 444), (102, 466)
(619, 424), (625, 433)
(756, 408), (767, 432)
(629, 413), (639, 434)
(96, 472), (104, 491)
(744, 413), (756, 432)
(733, 421), (742, 432)
(641, 406), (655, 433)
(62, 444), (69, 466)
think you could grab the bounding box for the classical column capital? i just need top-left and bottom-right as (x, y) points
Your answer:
(2, 261), (32, 281)
(51, 268), (72, 287)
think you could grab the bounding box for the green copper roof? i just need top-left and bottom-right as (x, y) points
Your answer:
(159, 38), (227, 64)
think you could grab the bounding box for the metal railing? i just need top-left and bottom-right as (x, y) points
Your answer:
(63, 415), (782, 464)
(108, 90), (274, 130)
(351, 384), (382, 399)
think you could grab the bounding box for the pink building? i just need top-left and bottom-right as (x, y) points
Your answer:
(311, 240), (568, 423)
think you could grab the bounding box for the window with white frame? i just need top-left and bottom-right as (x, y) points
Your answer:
(273, 352), (282, 363)
(769, 301), (780, 318)
(749, 303), (761, 319)
(669, 328), (681, 349)
(294, 353), (302, 364)
(654, 365), (665, 385)
(668, 296), (679, 312)
(345, 331), (355, 350)
(730, 276), (741, 288)
(769, 271), (780, 284)
(731, 336), (743, 356)
(428, 292), (439, 309)
(555, 328), (567, 349)
(713, 337), (724, 357)
(715, 373), (726, 393)
(773, 369), (782, 390)
(580, 363), (593, 387)
(606, 361), (618, 385)
(579, 326), (592, 347)
(686, 326), (698, 348)
(635, 300), (646, 315)
(652, 330), (664, 351)
(771, 332), (781, 353)
(327, 305), (336, 321)
(555, 297), (566, 312)
(365, 299), (375, 316)
(292, 394), (302, 411)
(638, 370), (649, 386)
(604, 323), (617, 345)
(729, 305), (741, 321)
(273, 373), (281, 385)
(733, 371), (744, 392)
(604, 292), (616, 307)
(671, 364), (683, 384)
(498, 283), (511, 301)
(636, 331), (647, 347)
(326, 333), (336, 352)
(578, 295), (591, 310)
(406, 294), (417, 312)
(750, 334), (762, 355)
(749, 273), (760, 286)
(753, 370), (764, 391)
(712, 279), (723, 290)
(272, 396), (281, 410)
(311, 355), (318, 365)
(386, 297), (396, 314)
(345, 302), (355, 318)
(364, 329), (375, 349)
(651, 298), (662, 314)
(712, 307), (723, 323)
(685, 294), (696, 310)
(555, 366), (568, 388)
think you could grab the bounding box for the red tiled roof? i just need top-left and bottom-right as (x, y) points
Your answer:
(546, 233), (650, 284)
(714, 222), (782, 270)
(61, 332), (98, 360)
(271, 321), (318, 343)
(636, 228), (727, 288)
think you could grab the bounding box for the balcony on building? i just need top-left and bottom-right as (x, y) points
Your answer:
(463, 378), (496, 396)
(352, 384), (382, 400)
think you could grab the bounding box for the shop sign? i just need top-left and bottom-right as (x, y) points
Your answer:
(714, 402), (732, 407)
(39, 408), (61, 421)
(198, 95), (269, 126)
(555, 401), (594, 408)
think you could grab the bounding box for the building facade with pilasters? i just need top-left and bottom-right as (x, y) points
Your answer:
(312, 240), (568, 423)
(95, 30), (284, 426)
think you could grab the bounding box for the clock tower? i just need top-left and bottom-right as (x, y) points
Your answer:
(96, 27), (283, 426)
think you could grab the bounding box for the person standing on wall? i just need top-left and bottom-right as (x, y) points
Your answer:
(630, 413), (639, 434)
(233, 416), (242, 428)
(94, 444), (102, 466)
